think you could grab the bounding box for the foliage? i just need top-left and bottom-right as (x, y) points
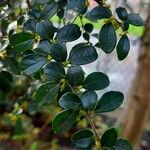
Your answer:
(0, 0), (144, 149)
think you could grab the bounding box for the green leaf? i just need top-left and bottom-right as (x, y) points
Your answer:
(0, 71), (13, 94)
(66, 0), (86, 14)
(9, 32), (35, 52)
(114, 138), (133, 150)
(84, 23), (94, 33)
(56, 24), (81, 42)
(81, 90), (97, 111)
(69, 43), (98, 65)
(36, 40), (51, 55)
(71, 129), (95, 149)
(41, 1), (59, 19)
(59, 92), (81, 109)
(23, 18), (37, 32)
(127, 13), (144, 26)
(67, 65), (84, 86)
(36, 20), (54, 39)
(101, 128), (118, 147)
(44, 61), (66, 82)
(50, 42), (67, 62)
(35, 81), (60, 105)
(116, 7), (128, 21)
(95, 91), (124, 113)
(117, 35), (130, 61)
(83, 72), (109, 90)
(87, 6), (112, 20)
(52, 109), (76, 134)
(99, 22), (117, 53)
(19, 54), (47, 75)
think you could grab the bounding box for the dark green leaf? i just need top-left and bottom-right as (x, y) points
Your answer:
(19, 54), (47, 75)
(36, 81), (60, 105)
(83, 72), (109, 90)
(114, 138), (132, 150)
(9, 32), (35, 52)
(24, 18), (37, 32)
(66, 0), (86, 14)
(117, 35), (130, 61)
(81, 90), (97, 111)
(116, 7), (128, 21)
(50, 42), (67, 62)
(84, 23), (94, 33)
(95, 91), (124, 113)
(67, 66), (84, 86)
(36, 20), (54, 39)
(101, 128), (118, 147)
(99, 22), (117, 53)
(15, 118), (23, 135)
(36, 40), (51, 55)
(123, 21), (129, 31)
(83, 32), (90, 41)
(52, 109), (76, 134)
(41, 1), (59, 19)
(59, 92), (81, 109)
(127, 13), (144, 26)
(44, 61), (66, 82)
(69, 43), (98, 65)
(72, 129), (95, 148)
(56, 24), (81, 42)
(87, 6), (112, 20)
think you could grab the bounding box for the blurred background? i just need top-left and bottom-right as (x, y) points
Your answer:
(0, 0), (150, 150)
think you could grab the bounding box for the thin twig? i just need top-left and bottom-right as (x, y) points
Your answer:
(26, 0), (31, 10)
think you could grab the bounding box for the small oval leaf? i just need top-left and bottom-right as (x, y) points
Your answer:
(72, 129), (95, 149)
(67, 65), (84, 86)
(95, 91), (124, 113)
(59, 92), (81, 109)
(19, 54), (47, 75)
(36, 81), (60, 105)
(127, 13), (144, 26)
(69, 43), (98, 65)
(56, 24), (81, 42)
(83, 72), (109, 90)
(52, 109), (76, 134)
(81, 90), (98, 111)
(116, 7), (128, 21)
(99, 22), (117, 53)
(117, 35), (130, 61)
(101, 128), (118, 147)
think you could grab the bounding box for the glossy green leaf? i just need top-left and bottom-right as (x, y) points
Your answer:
(67, 66), (84, 86)
(56, 24), (81, 42)
(41, 1), (59, 19)
(59, 92), (81, 109)
(117, 35), (130, 61)
(72, 129), (95, 149)
(99, 22), (117, 53)
(9, 32), (35, 52)
(69, 43), (98, 65)
(23, 18), (37, 32)
(36, 40), (51, 55)
(52, 109), (76, 134)
(19, 54), (47, 75)
(44, 61), (66, 82)
(35, 81), (60, 105)
(116, 7), (128, 21)
(81, 90), (97, 111)
(127, 13), (144, 26)
(83, 72), (109, 90)
(88, 6), (112, 20)
(101, 128), (118, 147)
(36, 20), (54, 39)
(84, 23), (94, 33)
(50, 42), (67, 62)
(114, 138), (132, 150)
(95, 91), (124, 113)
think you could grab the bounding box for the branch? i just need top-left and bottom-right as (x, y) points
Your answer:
(26, 0), (31, 10)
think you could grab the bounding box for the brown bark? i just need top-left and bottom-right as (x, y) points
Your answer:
(120, 5), (150, 148)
